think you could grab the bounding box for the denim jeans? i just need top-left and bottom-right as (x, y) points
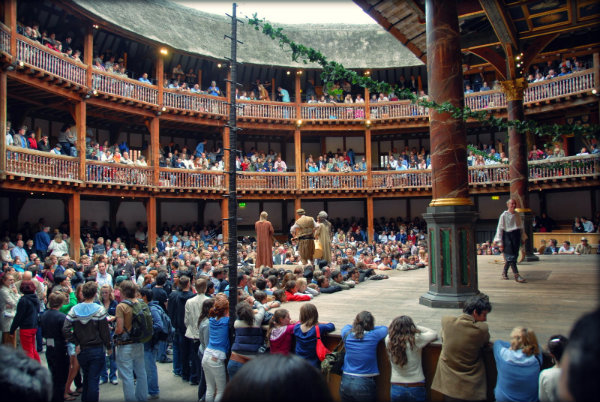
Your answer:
(197, 351), (207, 401)
(144, 344), (160, 396)
(77, 346), (105, 402)
(339, 374), (376, 402)
(390, 384), (426, 402)
(226, 359), (244, 380)
(172, 334), (182, 375)
(157, 340), (168, 362)
(100, 351), (118, 382)
(116, 343), (148, 401)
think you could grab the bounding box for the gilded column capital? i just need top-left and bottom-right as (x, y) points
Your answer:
(499, 78), (528, 101)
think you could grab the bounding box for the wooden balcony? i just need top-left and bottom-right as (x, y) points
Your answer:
(3, 147), (598, 197)
(2, 30), (596, 127)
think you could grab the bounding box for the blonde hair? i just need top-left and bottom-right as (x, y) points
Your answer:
(259, 211), (268, 221)
(510, 327), (540, 356)
(64, 268), (75, 278)
(296, 277), (307, 292)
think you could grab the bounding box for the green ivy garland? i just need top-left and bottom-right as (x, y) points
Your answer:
(248, 14), (599, 145)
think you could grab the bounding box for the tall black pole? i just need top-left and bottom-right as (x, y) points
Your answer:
(226, 3), (239, 327)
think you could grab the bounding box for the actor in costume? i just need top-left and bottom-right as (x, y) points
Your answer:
(290, 209), (316, 265)
(494, 199), (527, 283)
(255, 211), (274, 268)
(315, 211), (332, 264)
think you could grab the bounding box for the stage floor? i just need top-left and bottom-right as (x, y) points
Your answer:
(282, 254), (600, 343)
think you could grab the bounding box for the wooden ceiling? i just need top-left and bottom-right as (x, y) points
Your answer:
(354, 0), (600, 73)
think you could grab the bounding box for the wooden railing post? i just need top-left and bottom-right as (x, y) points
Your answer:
(68, 192), (81, 262)
(0, 71), (6, 176)
(4, 0), (16, 59)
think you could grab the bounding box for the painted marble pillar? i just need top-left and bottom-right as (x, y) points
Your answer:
(420, 0), (479, 308)
(500, 78), (539, 261)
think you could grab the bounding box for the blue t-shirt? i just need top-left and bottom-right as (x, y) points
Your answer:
(294, 323), (335, 368)
(493, 340), (542, 402)
(341, 324), (388, 375)
(207, 316), (230, 354)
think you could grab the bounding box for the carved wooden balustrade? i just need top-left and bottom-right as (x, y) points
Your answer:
(92, 70), (158, 106)
(238, 100), (296, 120)
(86, 160), (153, 187)
(524, 69), (595, 102)
(5, 146), (80, 182)
(0, 24), (10, 54)
(301, 172), (368, 191)
(237, 172), (297, 192)
(158, 168), (224, 190)
(3, 150), (598, 192)
(163, 90), (227, 116)
(300, 103), (366, 120)
(16, 36), (86, 86)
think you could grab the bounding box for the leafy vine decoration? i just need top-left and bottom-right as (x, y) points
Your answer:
(247, 14), (599, 146)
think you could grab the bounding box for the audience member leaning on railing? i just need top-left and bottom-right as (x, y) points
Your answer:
(18, 22), (83, 63)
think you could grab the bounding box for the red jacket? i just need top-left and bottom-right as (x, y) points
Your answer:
(284, 290), (311, 302)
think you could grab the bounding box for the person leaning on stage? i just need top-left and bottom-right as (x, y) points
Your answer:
(575, 237), (592, 255)
(431, 293), (492, 402)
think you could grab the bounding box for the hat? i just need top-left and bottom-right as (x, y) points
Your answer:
(296, 208), (306, 216)
(581, 237), (588, 241)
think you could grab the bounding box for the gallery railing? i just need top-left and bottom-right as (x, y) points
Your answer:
(85, 160), (153, 187)
(5, 146), (80, 182)
(92, 70), (158, 105)
(158, 168), (224, 190)
(162, 90), (227, 116)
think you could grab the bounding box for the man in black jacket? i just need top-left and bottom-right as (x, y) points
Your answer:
(168, 274), (194, 381)
(41, 292), (69, 402)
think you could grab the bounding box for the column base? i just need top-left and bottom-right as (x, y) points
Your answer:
(523, 254), (539, 262)
(419, 290), (480, 309)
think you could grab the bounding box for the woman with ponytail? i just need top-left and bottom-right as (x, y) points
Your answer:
(385, 316), (437, 402)
(494, 326), (543, 402)
(267, 309), (296, 355)
(339, 311), (388, 402)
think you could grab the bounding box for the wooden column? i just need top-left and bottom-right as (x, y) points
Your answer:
(68, 192), (81, 262)
(145, 196), (156, 252)
(593, 53), (599, 89)
(197, 69), (202, 86)
(4, 0), (16, 58)
(364, 88), (370, 119)
(223, 126), (230, 172)
(365, 128), (372, 187)
(109, 199), (120, 235)
(84, 25), (93, 88)
(294, 128), (302, 189)
(294, 198), (301, 214)
(271, 78), (276, 100)
(367, 195), (374, 243)
(295, 71), (301, 105)
(156, 53), (164, 106)
(221, 198), (229, 243)
(74, 102), (86, 181)
(148, 117), (160, 185)
(0, 71), (6, 175)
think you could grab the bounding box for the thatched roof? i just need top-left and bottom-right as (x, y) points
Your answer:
(68, 0), (424, 69)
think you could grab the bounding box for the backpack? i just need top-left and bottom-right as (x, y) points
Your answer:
(121, 299), (153, 344)
(150, 303), (171, 342)
(321, 332), (348, 379)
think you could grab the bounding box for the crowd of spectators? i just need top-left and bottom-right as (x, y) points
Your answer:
(526, 56), (592, 84)
(382, 146), (431, 170)
(18, 21), (83, 62)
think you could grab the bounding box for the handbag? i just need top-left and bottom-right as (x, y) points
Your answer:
(315, 325), (330, 362)
(321, 332), (348, 377)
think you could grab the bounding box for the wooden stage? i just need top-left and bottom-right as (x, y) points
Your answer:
(281, 254), (600, 343)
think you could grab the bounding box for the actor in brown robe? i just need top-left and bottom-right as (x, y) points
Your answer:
(255, 211), (274, 268)
(290, 208), (316, 265)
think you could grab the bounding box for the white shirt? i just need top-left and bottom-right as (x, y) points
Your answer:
(386, 326), (438, 383)
(538, 367), (561, 402)
(96, 272), (113, 287)
(494, 210), (524, 243)
(582, 220), (594, 233)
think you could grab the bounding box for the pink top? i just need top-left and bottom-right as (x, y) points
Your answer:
(269, 324), (295, 355)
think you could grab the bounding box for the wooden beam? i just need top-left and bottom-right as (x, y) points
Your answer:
(4, 0), (16, 58)
(68, 192), (81, 262)
(147, 117), (160, 186)
(84, 25), (93, 88)
(294, 128), (301, 189)
(467, 46), (507, 80)
(479, 0), (518, 50)
(221, 198), (228, 243)
(156, 51), (164, 105)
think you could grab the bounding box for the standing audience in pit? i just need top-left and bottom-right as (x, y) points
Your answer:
(293, 303), (335, 368)
(539, 335), (568, 402)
